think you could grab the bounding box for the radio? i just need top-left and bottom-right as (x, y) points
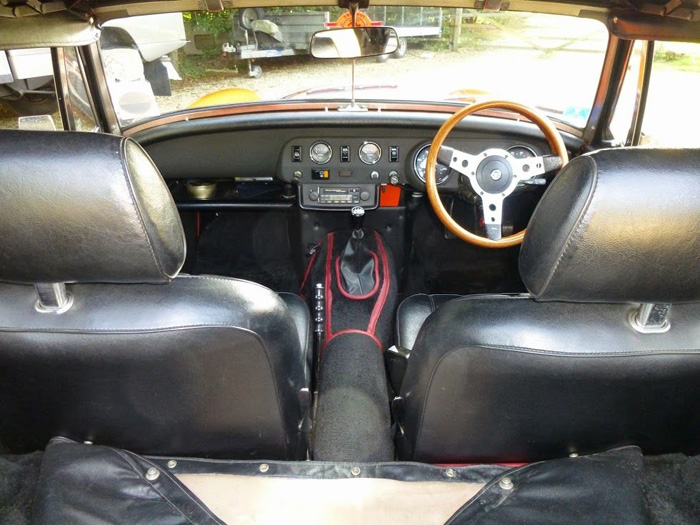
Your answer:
(299, 184), (378, 210)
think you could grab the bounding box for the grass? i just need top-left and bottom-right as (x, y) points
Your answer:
(177, 52), (237, 80)
(654, 51), (700, 73)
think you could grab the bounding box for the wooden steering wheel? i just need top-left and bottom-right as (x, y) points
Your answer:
(426, 100), (569, 248)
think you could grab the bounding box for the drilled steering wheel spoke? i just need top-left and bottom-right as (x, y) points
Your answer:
(438, 146), (478, 178)
(510, 154), (563, 180)
(425, 100), (569, 248)
(481, 194), (504, 241)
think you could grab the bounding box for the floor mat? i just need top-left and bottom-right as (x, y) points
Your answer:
(404, 199), (526, 296)
(642, 454), (700, 525)
(0, 452), (42, 525)
(194, 211), (299, 292)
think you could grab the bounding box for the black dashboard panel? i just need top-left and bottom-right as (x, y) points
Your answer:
(135, 111), (583, 209)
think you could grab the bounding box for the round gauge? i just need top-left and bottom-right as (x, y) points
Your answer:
(414, 144), (451, 185)
(310, 141), (332, 164)
(359, 142), (381, 165)
(507, 145), (537, 160)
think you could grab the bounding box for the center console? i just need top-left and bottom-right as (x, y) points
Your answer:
(299, 183), (379, 210)
(278, 138), (404, 211)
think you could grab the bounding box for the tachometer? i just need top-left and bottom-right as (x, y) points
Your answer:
(359, 142), (381, 165)
(507, 145), (537, 160)
(310, 141), (332, 164)
(414, 144), (451, 185)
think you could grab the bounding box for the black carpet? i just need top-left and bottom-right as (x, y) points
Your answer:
(194, 211), (299, 292)
(0, 452), (42, 525)
(312, 331), (394, 462)
(404, 199), (526, 296)
(642, 454), (700, 525)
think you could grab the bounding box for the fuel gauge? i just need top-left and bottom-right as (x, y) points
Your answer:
(310, 141), (332, 164)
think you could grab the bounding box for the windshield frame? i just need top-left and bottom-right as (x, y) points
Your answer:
(103, 7), (614, 139)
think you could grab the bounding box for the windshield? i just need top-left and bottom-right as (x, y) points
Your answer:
(102, 8), (608, 129)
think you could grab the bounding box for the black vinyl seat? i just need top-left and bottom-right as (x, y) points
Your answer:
(396, 148), (700, 463)
(0, 131), (310, 459)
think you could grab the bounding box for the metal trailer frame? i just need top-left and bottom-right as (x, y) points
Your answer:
(367, 7), (443, 38)
(224, 10), (330, 78)
(223, 7), (444, 77)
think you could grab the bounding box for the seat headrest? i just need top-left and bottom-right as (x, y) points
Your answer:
(520, 148), (700, 303)
(0, 131), (185, 284)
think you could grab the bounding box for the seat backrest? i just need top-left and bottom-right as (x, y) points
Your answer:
(0, 131), (308, 459)
(397, 148), (700, 463)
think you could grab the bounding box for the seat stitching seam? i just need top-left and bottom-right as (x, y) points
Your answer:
(177, 274), (275, 290)
(475, 343), (700, 356)
(0, 324), (266, 333)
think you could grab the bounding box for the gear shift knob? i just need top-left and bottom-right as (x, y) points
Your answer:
(350, 206), (365, 237)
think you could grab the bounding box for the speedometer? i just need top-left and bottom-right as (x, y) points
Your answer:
(507, 145), (537, 159)
(414, 144), (451, 185)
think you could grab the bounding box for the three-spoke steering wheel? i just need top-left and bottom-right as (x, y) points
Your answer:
(426, 100), (569, 248)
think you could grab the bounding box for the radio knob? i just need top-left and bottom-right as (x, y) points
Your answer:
(309, 190), (319, 202)
(360, 191), (371, 202)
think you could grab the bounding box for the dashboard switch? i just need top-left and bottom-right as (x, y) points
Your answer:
(370, 171), (380, 180)
(340, 146), (350, 162)
(389, 145), (399, 162)
(292, 145), (302, 162)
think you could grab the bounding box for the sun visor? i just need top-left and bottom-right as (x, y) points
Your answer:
(608, 9), (700, 43)
(0, 12), (100, 50)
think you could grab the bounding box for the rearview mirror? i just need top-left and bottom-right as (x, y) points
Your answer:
(310, 27), (399, 59)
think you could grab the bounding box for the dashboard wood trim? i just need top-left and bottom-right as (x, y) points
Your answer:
(123, 102), (582, 138)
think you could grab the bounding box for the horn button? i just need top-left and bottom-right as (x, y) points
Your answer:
(476, 156), (513, 194)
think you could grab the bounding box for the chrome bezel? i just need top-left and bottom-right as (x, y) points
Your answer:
(35, 293), (74, 314)
(413, 143), (450, 185)
(506, 144), (537, 159)
(359, 141), (381, 165)
(310, 141), (332, 164)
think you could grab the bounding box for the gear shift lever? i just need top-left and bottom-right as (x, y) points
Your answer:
(339, 206), (376, 296)
(351, 206), (365, 239)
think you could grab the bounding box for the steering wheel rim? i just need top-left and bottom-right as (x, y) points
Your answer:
(426, 100), (569, 248)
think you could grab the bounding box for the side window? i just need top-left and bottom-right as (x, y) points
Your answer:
(642, 41), (700, 147)
(0, 46), (99, 132)
(99, 13), (186, 127)
(609, 41), (646, 145)
(59, 47), (99, 132)
(0, 48), (63, 130)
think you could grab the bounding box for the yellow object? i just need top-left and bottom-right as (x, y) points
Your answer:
(188, 88), (260, 108)
(186, 180), (217, 200)
(335, 11), (373, 27)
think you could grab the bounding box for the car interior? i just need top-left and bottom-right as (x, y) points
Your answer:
(1, 0), (700, 524)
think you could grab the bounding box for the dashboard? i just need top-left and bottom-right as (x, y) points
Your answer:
(278, 136), (542, 210)
(136, 111), (581, 211)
